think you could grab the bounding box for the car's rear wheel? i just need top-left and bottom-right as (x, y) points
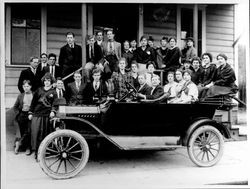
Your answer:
(38, 129), (89, 179)
(187, 125), (224, 167)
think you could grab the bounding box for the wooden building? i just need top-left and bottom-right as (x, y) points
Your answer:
(4, 2), (247, 107)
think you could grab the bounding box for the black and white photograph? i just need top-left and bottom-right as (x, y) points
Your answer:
(1, 0), (249, 188)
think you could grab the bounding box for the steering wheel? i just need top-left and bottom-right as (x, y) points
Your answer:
(117, 82), (138, 102)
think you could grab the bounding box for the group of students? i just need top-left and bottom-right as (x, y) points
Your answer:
(12, 30), (238, 160)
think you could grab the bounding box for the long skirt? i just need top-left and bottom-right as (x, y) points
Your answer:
(30, 116), (53, 152)
(16, 111), (31, 150)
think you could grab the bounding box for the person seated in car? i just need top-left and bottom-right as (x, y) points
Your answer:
(83, 68), (108, 104)
(136, 73), (152, 98)
(191, 56), (204, 85)
(145, 61), (156, 87)
(198, 52), (217, 98)
(163, 71), (177, 101)
(128, 61), (140, 89)
(137, 74), (164, 100)
(111, 57), (134, 100)
(170, 69), (198, 104)
(174, 69), (186, 96)
(204, 53), (238, 98)
(66, 71), (86, 105)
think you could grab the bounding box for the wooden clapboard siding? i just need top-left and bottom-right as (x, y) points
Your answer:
(206, 4), (234, 62)
(46, 4), (82, 58)
(5, 67), (23, 107)
(143, 4), (177, 47)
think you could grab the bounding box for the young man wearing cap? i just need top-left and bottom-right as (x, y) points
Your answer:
(181, 37), (197, 64)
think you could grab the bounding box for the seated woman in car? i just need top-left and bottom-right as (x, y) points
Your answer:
(163, 71), (177, 101)
(137, 74), (164, 100)
(204, 53), (238, 98)
(170, 69), (198, 104)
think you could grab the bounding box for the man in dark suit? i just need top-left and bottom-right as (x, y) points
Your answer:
(84, 35), (103, 80)
(83, 68), (108, 104)
(36, 53), (48, 83)
(95, 31), (105, 54)
(138, 74), (164, 100)
(66, 71), (86, 105)
(51, 78), (67, 113)
(137, 73), (152, 96)
(18, 57), (40, 93)
(59, 32), (82, 83)
(43, 53), (62, 79)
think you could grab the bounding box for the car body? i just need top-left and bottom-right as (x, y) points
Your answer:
(37, 96), (234, 179)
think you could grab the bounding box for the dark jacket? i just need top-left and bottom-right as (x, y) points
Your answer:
(18, 67), (40, 93)
(213, 63), (238, 89)
(43, 65), (62, 79)
(201, 64), (217, 86)
(137, 83), (152, 95)
(66, 81), (86, 105)
(86, 43), (103, 64)
(191, 67), (204, 85)
(164, 47), (182, 70)
(132, 46), (156, 65)
(146, 85), (164, 100)
(59, 43), (82, 77)
(29, 87), (55, 116)
(83, 80), (108, 104)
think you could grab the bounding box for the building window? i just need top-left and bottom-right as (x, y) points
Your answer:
(11, 4), (41, 65)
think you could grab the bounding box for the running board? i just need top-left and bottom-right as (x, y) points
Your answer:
(109, 136), (182, 150)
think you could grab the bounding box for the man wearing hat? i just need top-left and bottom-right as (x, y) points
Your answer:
(181, 37), (197, 64)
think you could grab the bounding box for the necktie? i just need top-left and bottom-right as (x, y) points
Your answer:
(59, 90), (63, 98)
(94, 82), (98, 91)
(50, 66), (55, 77)
(109, 42), (112, 52)
(33, 68), (36, 75)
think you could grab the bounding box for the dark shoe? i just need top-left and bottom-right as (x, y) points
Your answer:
(14, 141), (20, 154)
(25, 149), (32, 156)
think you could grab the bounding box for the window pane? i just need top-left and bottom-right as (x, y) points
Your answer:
(26, 29), (40, 60)
(11, 28), (26, 65)
(11, 3), (41, 65)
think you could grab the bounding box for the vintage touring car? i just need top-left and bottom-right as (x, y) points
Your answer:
(37, 85), (238, 179)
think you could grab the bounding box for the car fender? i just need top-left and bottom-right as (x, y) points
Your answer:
(182, 117), (231, 146)
(54, 116), (124, 149)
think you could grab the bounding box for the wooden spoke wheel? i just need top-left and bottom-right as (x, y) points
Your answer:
(38, 130), (89, 179)
(187, 125), (224, 167)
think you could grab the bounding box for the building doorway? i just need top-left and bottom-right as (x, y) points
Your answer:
(93, 4), (138, 44)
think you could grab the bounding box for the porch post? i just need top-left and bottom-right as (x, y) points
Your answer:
(138, 4), (144, 43)
(176, 5), (181, 46)
(87, 5), (93, 35)
(81, 3), (87, 70)
(41, 5), (47, 54)
(193, 4), (198, 50)
(5, 4), (11, 65)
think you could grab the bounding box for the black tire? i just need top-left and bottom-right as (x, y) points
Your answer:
(187, 125), (224, 167)
(38, 129), (89, 179)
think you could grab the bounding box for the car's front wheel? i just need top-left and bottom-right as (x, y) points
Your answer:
(38, 129), (89, 179)
(187, 125), (224, 167)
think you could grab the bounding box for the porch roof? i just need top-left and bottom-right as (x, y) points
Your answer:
(3, 0), (243, 4)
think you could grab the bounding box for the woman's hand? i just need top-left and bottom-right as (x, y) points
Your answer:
(28, 114), (33, 120)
